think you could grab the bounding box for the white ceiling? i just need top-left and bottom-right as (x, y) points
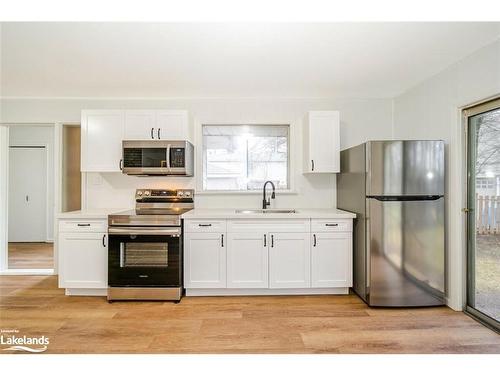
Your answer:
(1, 22), (500, 98)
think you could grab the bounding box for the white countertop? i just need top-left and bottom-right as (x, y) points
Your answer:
(56, 208), (131, 220)
(181, 208), (356, 219)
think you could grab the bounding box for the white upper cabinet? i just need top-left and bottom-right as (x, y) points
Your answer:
(156, 110), (189, 140)
(81, 110), (125, 172)
(303, 111), (340, 173)
(124, 110), (188, 140)
(124, 110), (156, 140)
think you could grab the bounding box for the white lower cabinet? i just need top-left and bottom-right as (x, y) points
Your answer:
(269, 232), (311, 288)
(184, 232), (226, 288)
(59, 231), (108, 289)
(311, 232), (352, 287)
(227, 232), (268, 288)
(183, 218), (353, 295)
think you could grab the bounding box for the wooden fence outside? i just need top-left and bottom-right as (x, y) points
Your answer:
(476, 195), (500, 234)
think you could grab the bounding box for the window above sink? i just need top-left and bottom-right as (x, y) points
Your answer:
(201, 124), (290, 192)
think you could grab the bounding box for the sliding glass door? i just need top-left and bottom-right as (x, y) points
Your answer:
(466, 98), (500, 332)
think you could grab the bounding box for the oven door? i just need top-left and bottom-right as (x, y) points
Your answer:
(108, 227), (181, 287)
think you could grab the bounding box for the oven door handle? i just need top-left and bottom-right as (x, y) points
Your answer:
(108, 227), (181, 236)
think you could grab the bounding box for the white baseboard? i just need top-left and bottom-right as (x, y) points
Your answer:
(0, 269), (54, 276)
(185, 287), (349, 296)
(65, 288), (107, 296)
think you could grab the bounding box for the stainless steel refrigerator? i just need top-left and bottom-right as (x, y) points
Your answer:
(337, 140), (445, 307)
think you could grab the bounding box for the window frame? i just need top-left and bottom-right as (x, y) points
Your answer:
(195, 121), (297, 195)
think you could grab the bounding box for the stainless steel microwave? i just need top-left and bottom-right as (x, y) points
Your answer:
(121, 140), (194, 176)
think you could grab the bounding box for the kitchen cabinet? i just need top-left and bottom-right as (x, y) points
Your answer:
(184, 232), (226, 288)
(311, 232), (352, 287)
(269, 232), (311, 288)
(124, 110), (188, 140)
(124, 110), (156, 140)
(81, 110), (125, 172)
(303, 111), (340, 173)
(58, 220), (108, 289)
(227, 232), (268, 288)
(156, 110), (188, 140)
(182, 215), (353, 296)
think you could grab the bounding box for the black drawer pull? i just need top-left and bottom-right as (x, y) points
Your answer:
(102, 234), (106, 247)
(221, 234), (224, 247)
(77, 223), (91, 227)
(313, 234), (317, 247)
(198, 224), (212, 227)
(325, 223), (339, 227)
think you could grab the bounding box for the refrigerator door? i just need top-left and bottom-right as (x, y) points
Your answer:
(366, 140), (445, 196)
(337, 143), (368, 302)
(366, 196), (445, 307)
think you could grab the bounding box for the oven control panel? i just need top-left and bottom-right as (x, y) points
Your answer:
(135, 189), (194, 201)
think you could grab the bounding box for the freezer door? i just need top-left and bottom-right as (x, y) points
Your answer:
(366, 140), (444, 196)
(366, 197), (445, 307)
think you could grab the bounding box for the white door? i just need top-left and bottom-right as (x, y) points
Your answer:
(156, 110), (188, 140)
(311, 232), (352, 288)
(269, 232), (311, 288)
(59, 232), (107, 288)
(227, 232), (268, 288)
(81, 110), (125, 172)
(124, 110), (156, 140)
(184, 232), (226, 288)
(8, 147), (47, 242)
(308, 111), (340, 173)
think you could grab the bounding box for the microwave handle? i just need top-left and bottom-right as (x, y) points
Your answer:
(166, 144), (171, 170)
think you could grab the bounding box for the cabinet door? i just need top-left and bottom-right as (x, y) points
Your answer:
(156, 110), (188, 140)
(305, 111), (340, 173)
(311, 232), (352, 287)
(184, 232), (226, 288)
(81, 110), (125, 172)
(269, 232), (310, 288)
(59, 232), (107, 288)
(124, 110), (156, 140)
(227, 232), (268, 288)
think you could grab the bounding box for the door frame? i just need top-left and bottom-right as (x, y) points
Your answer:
(0, 123), (61, 275)
(463, 96), (500, 333)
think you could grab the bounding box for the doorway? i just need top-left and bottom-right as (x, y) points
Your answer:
(7, 125), (54, 271)
(465, 97), (500, 332)
(8, 146), (51, 269)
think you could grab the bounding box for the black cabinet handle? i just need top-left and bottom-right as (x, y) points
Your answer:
(264, 234), (267, 247)
(157, 128), (161, 139)
(198, 224), (212, 227)
(311, 160), (314, 171)
(77, 223), (91, 227)
(221, 234), (224, 247)
(325, 223), (339, 227)
(271, 234), (274, 247)
(313, 234), (317, 247)
(102, 234), (106, 247)
(119, 159), (123, 171)
(151, 127), (154, 139)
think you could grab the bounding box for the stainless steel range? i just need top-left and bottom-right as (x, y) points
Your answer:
(107, 188), (194, 301)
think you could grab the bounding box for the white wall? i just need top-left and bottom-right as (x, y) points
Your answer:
(8, 125), (55, 240)
(0, 97), (393, 209)
(393, 38), (500, 310)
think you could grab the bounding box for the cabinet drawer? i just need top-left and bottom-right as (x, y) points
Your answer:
(311, 219), (352, 232)
(59, 220), (107, 233)
(184, 220), (227, 233)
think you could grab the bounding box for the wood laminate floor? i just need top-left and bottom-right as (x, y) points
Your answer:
(8, 243), (53, 269)
(1, 276), (499, 354)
